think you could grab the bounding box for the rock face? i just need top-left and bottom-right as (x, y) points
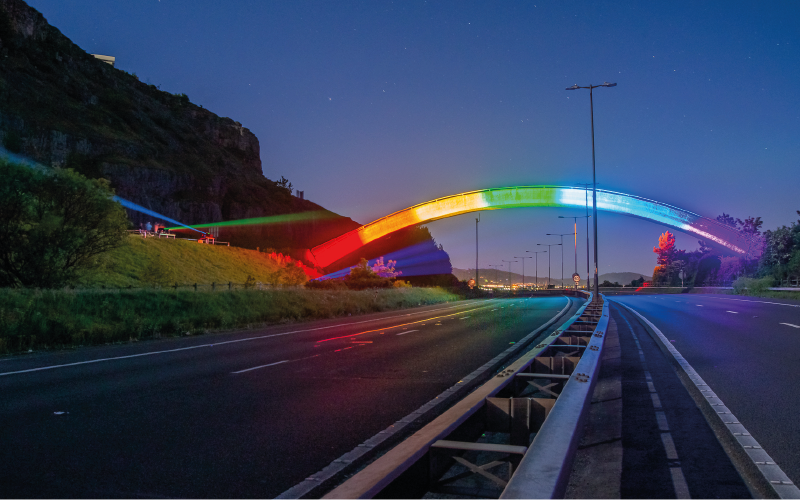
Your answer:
(0, 0), (359, 252)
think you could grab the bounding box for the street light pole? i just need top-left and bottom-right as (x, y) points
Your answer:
(566, 82), (616, 296)
(559, 215), (590, 290)
(502, 259), (517, 288)
(475, 213), (480, 288)
(547, 233), (572, 289)
(575, 183), (593, 289)
(526, 250), (547, 289)
(514, 256), (533, 289)
(489, 264), (501, 287)
(537, 243), (560, 288)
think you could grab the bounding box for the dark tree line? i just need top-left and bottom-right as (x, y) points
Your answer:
(649, 211), (800, 287)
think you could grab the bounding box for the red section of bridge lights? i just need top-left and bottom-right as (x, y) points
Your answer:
(312, 231), (366, 268)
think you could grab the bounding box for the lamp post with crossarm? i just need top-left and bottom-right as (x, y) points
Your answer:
(559, 215), (590, 289)
(566, 82), (616, 296)
(547, 233), (572, 288)
(537, 243), (560, 289)
(514, 256), (533, 289)
(502, 259), (517, 289)
(526, 250), (547, 289)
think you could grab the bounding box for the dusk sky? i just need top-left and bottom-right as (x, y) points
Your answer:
(27, 1), (800, 278)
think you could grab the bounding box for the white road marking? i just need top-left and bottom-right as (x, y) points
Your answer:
(460, 316), (470, 320)
(617, 301), (800, 498)
(709, 296), (800, 308)
(396, 330), (419, 336)
(726, 311), (738, 314)
(231, 360), (288, 374)
(780, 323), (800, 329)
(0, 304), (493, 377)
(697, 304), (704, 307)
(618, 310), (689, 498)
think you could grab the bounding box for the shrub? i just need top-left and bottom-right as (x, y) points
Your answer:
(732, 276), (774, 295)
(305, 278), (348, 290)
(0, 159), (128, 288)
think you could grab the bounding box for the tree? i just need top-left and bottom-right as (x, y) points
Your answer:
(344, 258), (392, 290)
(371, 256), (402, 278)
(629, 276), (645, 287)
(275, 176), (293, 194)
(653, 231), (676, 267)
(0, 160), (128, 288)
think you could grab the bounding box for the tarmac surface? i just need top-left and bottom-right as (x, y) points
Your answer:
(566, 300), (752, 498)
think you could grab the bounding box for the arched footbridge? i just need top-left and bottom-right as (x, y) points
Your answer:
(307, 186), (749, 271)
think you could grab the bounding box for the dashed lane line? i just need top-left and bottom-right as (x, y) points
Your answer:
(617, 302), (800, 499)
(727, 311), (739, 314)
(618, 310), (690, 498)
(231, 360), (288, 374)
(708, 296), (800, 308)
(395, 330), (419, 336)
(0, 302), (496, 378)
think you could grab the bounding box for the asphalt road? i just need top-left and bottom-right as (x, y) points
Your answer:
(610, 293), (800, 487)
(0, 295), (578, 498)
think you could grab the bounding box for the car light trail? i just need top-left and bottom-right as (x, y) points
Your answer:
(314, 304), (496, 343)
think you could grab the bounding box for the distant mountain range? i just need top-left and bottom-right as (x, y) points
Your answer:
(452, 268), (650, 287)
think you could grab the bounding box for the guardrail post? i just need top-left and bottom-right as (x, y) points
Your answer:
(193, 283), (197, 292)
(228, 281), (232, 291)
(212, 282), (216, 291)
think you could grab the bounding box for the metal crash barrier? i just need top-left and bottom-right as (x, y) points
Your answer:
(323, 293), (609, 499)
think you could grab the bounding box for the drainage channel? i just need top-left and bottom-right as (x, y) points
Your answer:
(321, 294), (609, 499)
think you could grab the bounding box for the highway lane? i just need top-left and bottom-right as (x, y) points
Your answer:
(610, 293), (800, 487)
(0, 295), (580, 498)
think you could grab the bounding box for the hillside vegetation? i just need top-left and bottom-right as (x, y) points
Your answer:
(0, 286), (460, 354)
(78, 234), (313, 288)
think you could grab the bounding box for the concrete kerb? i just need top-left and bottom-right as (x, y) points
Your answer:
(501, 295), (610, 499)
(277, 295), (580, 499)
(614, 300), (800, 500)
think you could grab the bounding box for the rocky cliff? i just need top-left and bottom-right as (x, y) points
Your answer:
(0, 0), (360, 252)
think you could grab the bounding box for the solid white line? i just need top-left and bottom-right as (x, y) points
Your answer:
(0, 303), (494, 377)
(780, 323), (800, 329)
(231, 360), (288, 374)
(396, 330), (419, 336)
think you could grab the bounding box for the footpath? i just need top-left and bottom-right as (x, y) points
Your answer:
(564, 301), (753, 499)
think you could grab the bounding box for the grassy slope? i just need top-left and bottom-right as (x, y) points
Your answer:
(0, 287), (460, 354)
(78, 234), (309, 288)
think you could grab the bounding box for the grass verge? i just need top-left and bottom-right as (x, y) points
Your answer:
(0, 287), (460, 354)
(76, 234), (311, 288)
